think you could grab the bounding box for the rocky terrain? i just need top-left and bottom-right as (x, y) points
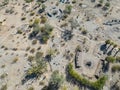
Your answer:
(0, 0), (120, 90)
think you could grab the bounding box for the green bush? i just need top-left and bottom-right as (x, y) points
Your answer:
(64, 5), (72, 14)
(111, 65), (120, 72)
(105, 56), (116, 63)
(116, 56), (120, 62)
(26, 59), (47, 77)
(49, 70), (64, 89)
(68, 63), (107, 90)
(24, 0), (33, 3)
(105, 2), (110, 7)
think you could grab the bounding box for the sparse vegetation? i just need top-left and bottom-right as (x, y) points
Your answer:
(30, 48), (35, 53)
(105, 56), (116, 63)
(26, 58), (47, 78)
(21, 17), (26, 21)
(0, 84), (7, 90)
(67, 63), (107, 90)
(28, 56), (35, 62)
(64, 5), (72, 14)
(0, 73), (7, 79)
(28, 87), (34, 90)
(48, 70), (64, 90)
(17, 30), (23, 34)
(116, 56), (120, 63)
(24, 0), (33, 3)
(111, 65), (120, 72)
(32, 40), (37, 45)
(0, 0), (120, 90)
(12, 57), (19, 63)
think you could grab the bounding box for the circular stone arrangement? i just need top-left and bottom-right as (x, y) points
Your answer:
(84, 60), (94, 69)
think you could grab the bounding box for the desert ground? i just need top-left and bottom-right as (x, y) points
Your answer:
(0, 0), (120, 90)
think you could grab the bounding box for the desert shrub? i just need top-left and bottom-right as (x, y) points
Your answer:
(81, 29), (87, 35)
(1, 45), (5, 48)
(75, 45), (81, 52)
(17, 30), (23, 34)
(12, 48), (18, 51)
(4, 47), (8, 50)
(26, 47), (30, 51)
(68, 63), (107, 90)
(41, 16), (47, 23)
(1, 65), (5, 68)
(0, 84), (7, 90)
(60, 85), (68, 90)
(37, 46), (41, 50)
(105, 56), (116, 63)
(99, 0), (104, 4)
(21, 17), (26, 21)
(28, 56), (35, 62)
(48, 70), (64, 89)
(39, 81), (45, 85)
(28, 87), (34, 90)
(33, 18), (40, 25)
(12, 57), (19, 63)
(0, 73), (7, 79)
(40, 24), (53, 44)
(29, 24), (40, 39)
(37, 0), (47, 3)
(32, 40), (37, 45)
(24, 0), (33, 3)
(72, 0), (76, 4)
(26, 59), (47, 78)
(64, 5), (72, 14)
(30, 12), (35, 16)
(116, 56), (120, 63)
(30, 48), (35, 53)
(111, 65), (120, 72)
(36, 52), (43, 59)
(105, 2), (110, 7)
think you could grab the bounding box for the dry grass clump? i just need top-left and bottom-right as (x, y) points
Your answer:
(28, 56), (35, 62)
(0, 73), (7, 79)
(26, 46), (31, 51)
(27, 86), (34, 90)
(30, 48), (35, 53)
(0, 84), (7, 90)
(12, 57), (19, 63)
